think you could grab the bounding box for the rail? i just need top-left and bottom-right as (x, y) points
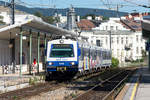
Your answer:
(73, 69), (135, 100)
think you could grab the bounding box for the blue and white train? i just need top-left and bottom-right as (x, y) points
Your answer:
(46, 39), (111, 80)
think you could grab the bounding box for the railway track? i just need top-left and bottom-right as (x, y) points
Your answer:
(0, 68), (135, 100)
(73, 68), (136, 100)
(0, 70), (105, 100)
(0, 80), (69, 100)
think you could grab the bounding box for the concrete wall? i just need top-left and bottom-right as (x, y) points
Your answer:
(0, 40), (11, 65)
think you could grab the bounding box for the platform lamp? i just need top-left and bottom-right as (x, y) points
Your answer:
(8, 32), (13, 48)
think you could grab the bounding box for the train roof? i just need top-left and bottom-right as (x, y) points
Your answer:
(48, 39), (110, 52)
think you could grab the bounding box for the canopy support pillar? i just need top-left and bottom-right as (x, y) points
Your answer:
(29, 29), (32, 74)
(37, 32), (40, 74)
(20, 27), (23, 76)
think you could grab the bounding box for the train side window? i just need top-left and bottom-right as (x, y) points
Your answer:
(92, 49), (94, 60)
(106, 52), (108, 59)
(90, 49), (92, 59)
(109, 52), (111, 59)
(85, 48), (89, 57)
(105, 52), (107, 59)
(98, 50), (101, 58)
(100, 50), (102, 58)
(102, 51), (105, 59)
(94, 50), (97, 60)
(107, 51), (109, 59)
(103, 51), (107, 60)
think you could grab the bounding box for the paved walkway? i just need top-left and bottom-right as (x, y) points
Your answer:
(0, 71), (45, 93)
(135, 67), (150, 100)
(123, 67), (150, 100)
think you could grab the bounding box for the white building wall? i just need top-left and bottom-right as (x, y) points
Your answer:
(0, 12), (34, 24)
(93, 18), (129, 31)
(0, 12), (10, 24)
(59, 16), (67, 23)
(0, 40), (11, 65)
(80, 30), (146, 66)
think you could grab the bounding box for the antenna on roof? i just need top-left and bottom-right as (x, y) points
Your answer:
(71, 4), (73, 8)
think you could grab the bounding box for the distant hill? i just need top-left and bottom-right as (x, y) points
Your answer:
(0, 1), (128, 17)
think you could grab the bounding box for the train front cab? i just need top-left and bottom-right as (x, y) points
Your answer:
(46, 40), (81, 79)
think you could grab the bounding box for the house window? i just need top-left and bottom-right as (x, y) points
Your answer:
(136, 47), (139, 54)
(111, 37), (114, 44)
(126, 37), (128, 44)
(106, 26), (108, 30)
(141, 36), (143, 42)
(116, 26), (118, 30)
(96, 40), (101, 47)
(110, 26), (113, 30)
(106, 37), (108, 44)
(136, 35), (138, 42)
(121, 37), (123, 44)
(117, 37), (119, 44)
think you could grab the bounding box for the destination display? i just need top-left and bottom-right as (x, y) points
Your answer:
(53, 44), (72, 48)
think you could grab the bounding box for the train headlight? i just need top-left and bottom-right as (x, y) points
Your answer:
(59, 39), (64, 43)
(49, 62), (53, 65)
(70, 62), (75, 65)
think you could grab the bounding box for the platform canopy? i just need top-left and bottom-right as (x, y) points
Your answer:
(142, 15), (150, 38)
(0, 16), (87, 40)
(142, 15), (150, 70)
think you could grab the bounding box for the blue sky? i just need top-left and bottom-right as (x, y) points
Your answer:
(3, 0), (150, 13)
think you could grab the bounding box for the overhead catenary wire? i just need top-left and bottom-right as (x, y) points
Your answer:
(15, 0), (55, 8)
(123, 0), (150, 8)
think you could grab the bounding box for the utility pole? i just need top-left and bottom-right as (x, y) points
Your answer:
(109, 30), (111, 50)
(117, 4), (119, 17)
(4, 0), (15, 24)
(5, 0), (15, 24)
(9, 0), (15, 24)
(109, 30), (112, 64)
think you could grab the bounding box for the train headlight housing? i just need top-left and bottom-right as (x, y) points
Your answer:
(70, 62), (75, 65)
(49, 62), (53, 65)
(59, 39), (64, 43)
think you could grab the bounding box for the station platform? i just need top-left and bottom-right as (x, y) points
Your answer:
(0, 71), (45, 93)
(122, 67), (150, 100)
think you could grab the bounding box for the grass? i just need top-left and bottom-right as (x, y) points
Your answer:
(70, 93), (77, 98)
(29, 77), (39, 85)
(13, 96), (17, 100)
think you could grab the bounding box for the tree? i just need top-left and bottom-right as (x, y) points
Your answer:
(141, 49), (146, 57)
(34, 11), (43, 17)
(102, 16), (109, 20)
(112, 57), (119, 68)
(42, 16), (55, 24)
(0, 20), (5, 24)
(81, 14), (96, 20)
(0, 16), (3, 19)
(34, 12), (55, 24)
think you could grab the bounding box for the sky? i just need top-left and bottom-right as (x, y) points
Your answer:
(2, 0), (150, 13)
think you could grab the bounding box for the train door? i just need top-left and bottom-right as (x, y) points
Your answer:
(83, 48), (90, 71)
(96, 50), (101, 67)
(78, 45), (84, 72)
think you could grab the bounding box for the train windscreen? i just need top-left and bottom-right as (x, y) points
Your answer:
(50, 44), (74, 57)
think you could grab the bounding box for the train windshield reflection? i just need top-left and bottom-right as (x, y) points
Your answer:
(50, 44), (74, 57)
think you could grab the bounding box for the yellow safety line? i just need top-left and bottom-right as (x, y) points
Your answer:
(130, 82), (138, 100)
(130, 74), (141, 100)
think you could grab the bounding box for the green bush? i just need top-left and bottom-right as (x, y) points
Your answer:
(131, 58), (144, 63)
(112, 57), (119, 68)
(140, 58), (144, 62)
